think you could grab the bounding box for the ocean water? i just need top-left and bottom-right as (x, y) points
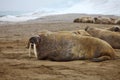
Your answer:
(0, 11), (26, 17)
(0, 10), (120, 22)
(0, 11), (56, 22)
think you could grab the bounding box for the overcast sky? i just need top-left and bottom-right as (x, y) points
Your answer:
(0, 0), (80, 11)
(0, 0), (120, 15)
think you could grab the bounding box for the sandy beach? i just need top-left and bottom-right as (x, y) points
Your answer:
(0, 14), (120, 80)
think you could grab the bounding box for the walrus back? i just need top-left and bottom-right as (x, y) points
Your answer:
(37, 33), (116, 61)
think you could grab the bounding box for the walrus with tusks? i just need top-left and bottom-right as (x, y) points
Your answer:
(27, 36), (40, 58)
(27, 31), (116, 62)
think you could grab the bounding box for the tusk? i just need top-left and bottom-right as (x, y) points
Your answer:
(29, 43), (32, 57)
(33, 44), (38, 59)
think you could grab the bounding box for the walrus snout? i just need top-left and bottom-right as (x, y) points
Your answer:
(113, 26), (120, 32)
(27, 36), (41, 58)
(27, 36), (41, 48)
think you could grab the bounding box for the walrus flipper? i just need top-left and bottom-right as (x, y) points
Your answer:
(91, 56), (111, 62)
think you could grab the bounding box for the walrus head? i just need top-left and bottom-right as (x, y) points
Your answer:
(108, 26), (120, 32)
(85, 26), (94, 31)
(27, 36), (41, 48)
(27, 36), (41, 58)
(112, 26), (120, 32)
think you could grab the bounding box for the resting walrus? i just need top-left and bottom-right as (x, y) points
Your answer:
(85, 26), (120, 49)
(107, 26), (120, 32)
(27, 31), (116, 62)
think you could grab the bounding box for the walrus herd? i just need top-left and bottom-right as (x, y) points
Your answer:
(27, 25), (120, 62)
(74, 16), (120, 25)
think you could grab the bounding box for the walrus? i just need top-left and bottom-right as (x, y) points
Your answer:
(73, 18), (81, 23)
(58, 30), (91, 36)
(93, 16), (114, 24)
(85, 26), (120, 49)
(27, 31), (116, 62)
(107, 26), (120, 32)
(73, 30), (91, 36)
(73, 17), (94, 23)
(37, 29), (91, 36)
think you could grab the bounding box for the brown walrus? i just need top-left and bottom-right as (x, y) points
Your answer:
(85, 26), (120, 49)
(58, 30), (91, 36)
(27, 31), (116, 62)
(107, 26), (120, 32)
